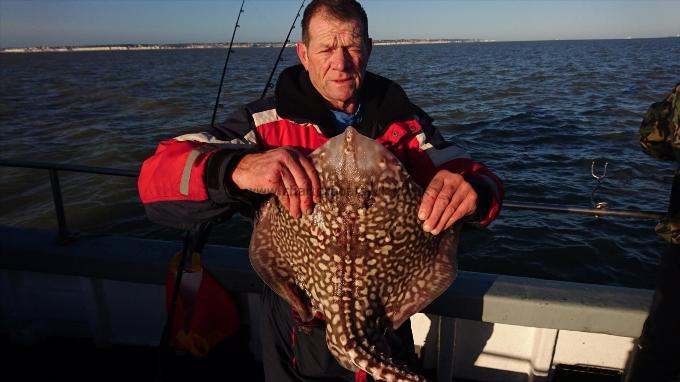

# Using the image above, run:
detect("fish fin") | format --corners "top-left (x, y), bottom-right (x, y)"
top-left (387, 225), bottom-right (460, 330)
top-left (250, 245), bottom-right (315, 321)
top-left (249, 201), bottom-right (314, 321)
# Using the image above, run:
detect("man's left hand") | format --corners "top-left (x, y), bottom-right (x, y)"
top-left (418, 170), bottom-right (478, 235)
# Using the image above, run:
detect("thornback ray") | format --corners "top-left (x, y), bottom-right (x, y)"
top-left (249, 127), bottom-right (460, 382)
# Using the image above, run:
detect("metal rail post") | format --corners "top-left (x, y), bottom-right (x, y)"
top-left (48, 169), bottom-right (75, 244)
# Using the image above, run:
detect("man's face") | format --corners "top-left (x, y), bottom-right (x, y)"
top-left (297, 10), bottom-right (371, 113)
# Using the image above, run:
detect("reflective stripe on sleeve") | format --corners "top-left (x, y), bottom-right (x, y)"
top-left (251, 109), bottom-right (280, 127)
top-left (175, 131), bottom-right (258, 145)
top-left (415, 132), bottom-right (470, 167)
top-left (179, 146), bottom-right (215, 196)
top-left (180, 149), bottom-right (201, 196)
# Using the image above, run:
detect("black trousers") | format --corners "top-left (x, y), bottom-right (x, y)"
top-left (627, 244), bottom-right (680, 382)
top-left (260, 287), bottom-right (417, 382)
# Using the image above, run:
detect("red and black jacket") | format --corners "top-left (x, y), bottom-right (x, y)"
top-left (138, 65), bottom-right (503, 230)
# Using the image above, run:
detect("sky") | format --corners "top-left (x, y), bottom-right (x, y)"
top-left (1, 0), bottom-right (679, 48)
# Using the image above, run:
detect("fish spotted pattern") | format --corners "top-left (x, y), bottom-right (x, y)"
top-left (249, 127), bottom-right (460, 382)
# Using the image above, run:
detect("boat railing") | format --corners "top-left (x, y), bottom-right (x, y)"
top-left (1, 159), bottom-right (664, 243)
top-left (0, 159), bottom-right (138, 244)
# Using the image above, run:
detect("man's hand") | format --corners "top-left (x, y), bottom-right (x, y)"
top-left (231, 147), bottom-right (320, 218)
top-left (418, 170), bottom-right (478, 235)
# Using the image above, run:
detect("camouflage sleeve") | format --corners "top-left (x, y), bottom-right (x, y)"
top-left (639, 83), bottom-right (680, 244)
top-left (639, 83), bottom-right (680, 162)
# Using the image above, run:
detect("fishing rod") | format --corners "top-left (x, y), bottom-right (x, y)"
top-left (157, 2), bottom-right (245, 381)
top-left (503, 202), bottom-right (664, 220)
top-left (260, 0), bottom-right (305, 99)
top-left (157, 1), bottom-right (261, 376)
top-left (210, 0), bottom-right (246, 128)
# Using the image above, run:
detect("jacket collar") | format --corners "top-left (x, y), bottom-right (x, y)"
top-left (275, 64), bottom-right (416, 138)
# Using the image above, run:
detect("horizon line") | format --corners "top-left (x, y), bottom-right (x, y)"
top-left (1, 35), bottom-right (678, 52)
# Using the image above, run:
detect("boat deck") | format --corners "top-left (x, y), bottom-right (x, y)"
top-left (2, 331), bottom-right (264, 382)
top-left (2, 332), bottom-right (622, 381)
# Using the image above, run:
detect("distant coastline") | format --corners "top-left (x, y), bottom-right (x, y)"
top-left (0, 39), bottom-right (495, 53)
top-left (3, 36), bottom-right (677, 53)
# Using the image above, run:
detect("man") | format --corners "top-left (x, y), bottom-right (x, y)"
top-left (138, 1), bottom-right (503, 380)
top-left (627, 83), bottom-right (680, 382)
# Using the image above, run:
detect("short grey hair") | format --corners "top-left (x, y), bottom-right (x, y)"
top-left (301, 0), bottom-right (369, 45)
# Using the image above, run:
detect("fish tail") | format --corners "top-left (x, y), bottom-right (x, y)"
top-left (327, 301), bottom-right (428, 382)
top-left (344, 338), bottom-right (427, 382)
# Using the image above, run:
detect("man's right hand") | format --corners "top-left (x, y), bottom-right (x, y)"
top-left (230, 147), bottom-right (320, 218)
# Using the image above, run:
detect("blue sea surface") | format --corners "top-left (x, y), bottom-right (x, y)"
top-left (1, 38), bottom-right (679, 288)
